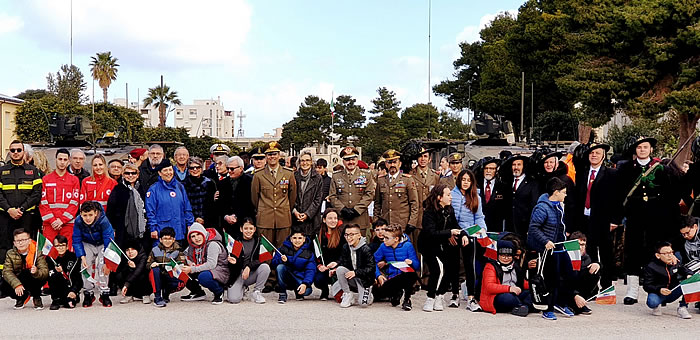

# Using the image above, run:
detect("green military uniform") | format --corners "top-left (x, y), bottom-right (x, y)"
top-left (329, 146), bottom-right (376, 235)
top-left (439, 152), bottom-right (463, 190)
top-left (374, 150), bottom-right (419, 230)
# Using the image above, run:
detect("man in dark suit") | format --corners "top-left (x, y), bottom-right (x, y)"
top-left (502, 155), bottom-right (539, 238)
top-left (474, 157), bottom-right (508, 232)
top-left (573, 143), bottom-right (621, 289)
top-left (220, 156), bottom-right (254, 238)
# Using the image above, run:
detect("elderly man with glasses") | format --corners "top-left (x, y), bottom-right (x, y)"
top-left (219, 156), bottom-right (254, 238)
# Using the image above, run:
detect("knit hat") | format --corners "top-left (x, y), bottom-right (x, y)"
top-left (497, 240), bottom-right (515, 255)
top-left (187, 222), bottom-right (208, 244)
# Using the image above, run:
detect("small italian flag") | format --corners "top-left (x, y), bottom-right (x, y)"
top-left (595, 285), bottom-right (616, 305)
top-left (466, 225), bottom-right (498, 260)
top-left (103, 240), bottom-right (123, 271)
top-left (681, 273), bottom-right (700, 303)
top-left (389, 261), bottom-right (415, 273)
top-left (81, 267), bottom-right (96, 283)
top-left (313, 236), bottom-right (324, 261)
top-left (37, 232), bottom-right (58, 259)
top-left (223, 231), bottom-right (242, 257)
top-left (165, 258), bottom-right (189, 284)
top-left (563, 240), bottom-right (581, 271)
top-left (259, 235), bottom-right (276, 262)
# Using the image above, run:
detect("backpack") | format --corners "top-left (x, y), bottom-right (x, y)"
top-left (528, 250), bottom-right (550, 311)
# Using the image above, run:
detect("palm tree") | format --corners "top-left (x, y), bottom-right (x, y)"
top-left (89, 51), bottom-right (119, 103)
top-left (143, 84), bottom-right (182, 127)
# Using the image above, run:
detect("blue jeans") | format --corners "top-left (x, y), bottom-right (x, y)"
top-left (194, 270), bottom-right (224, 295)
top-left (647, 288), bottom-right (687, 308)
top-left (493, 291), bottom-right (533, 313)
top-left (149, 267), bottom-right (183, 298)
top-left (313, 270), bottom-right (331, 291)
top-left (276, 264), bottom-right (312, 296)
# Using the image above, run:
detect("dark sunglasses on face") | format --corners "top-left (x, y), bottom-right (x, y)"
top-left (189, 166), bottom-right (202, 170)
top-left (123, 172), bottom-right (138, 176)
top-left (9, 148), bottom-right (23, 153)
top-left (228, 166), bottom-right (241, 171)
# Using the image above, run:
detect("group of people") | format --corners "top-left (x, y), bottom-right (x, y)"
top-left (1, 136), bottom-right (699, 321)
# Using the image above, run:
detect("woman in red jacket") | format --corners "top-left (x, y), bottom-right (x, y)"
top-left (480, 240), bottom-right (531, 316)
top-left (80, 154), bottom-right (117, 211)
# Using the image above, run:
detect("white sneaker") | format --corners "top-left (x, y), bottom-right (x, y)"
top-left (119, 296), bottom-right (133, 304)
top-left (449, 294), bottom-right (460, 308)
top-left (251, 290), bottom-right (266, 304)
top-left (340, 292), bottom-right (353, 308)
top-left (678, 306), bottom-right (692, 319)
top-left (423, 297), bottom-right (435, 312)
top-left (433, 295), bottom-right (444, 311)
top-left (651, 306), bottom-right (663, 316)
top-left (468, 299), bottom-right (482, 312)
top-left (142, 295), bottom-right (151, 304)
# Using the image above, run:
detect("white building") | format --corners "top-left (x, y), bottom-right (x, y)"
top-left (116, 97), bottom-right (236, 139)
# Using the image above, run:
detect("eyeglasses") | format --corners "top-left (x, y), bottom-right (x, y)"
top-left (227, 166), bottom-right (241, 171)
top-left (13, 238), bottom-right (30, 244)
top-left (188, 166), bottom-right (202, 170)
top-left (9, 148), bottom-right (23, 153)
top-left (344, 232), bottom-right (360, 237)
top-left (123, 172), bottom-right (138, 176)
top-left (658, 251), bottom-right (674, 255)
top-left (54, 244), bottom-right (67, 248)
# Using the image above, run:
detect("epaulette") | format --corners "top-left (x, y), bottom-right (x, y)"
top-left (283, 166), bottom-right (294, 172)
top-left (333, 170), bottom-right (342, 174)
top-left (360, 169), bottom-right (371, 174)
top-left (401, 173), bottom-right (412, 178)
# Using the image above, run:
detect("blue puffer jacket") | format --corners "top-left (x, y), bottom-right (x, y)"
top-left (527, 194), bottom-right (567, 252)
top-left (145, 176), bottom-right (194, 240)
top-left (72, 204), bottom-right (115, 258)
top-left (373, 236), bottom-right (420, 279)
top-left (451, 186), bottom-right (487, 231)
top-left (271, 238), bottom-right (317, 286)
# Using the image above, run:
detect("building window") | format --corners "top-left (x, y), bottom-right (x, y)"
top-left (175, 109), bottom-right (183, 119)
top-left (189, 109), bottom-right (197, 119)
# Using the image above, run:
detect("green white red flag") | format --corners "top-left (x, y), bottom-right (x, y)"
top-left (36, 232), bottom-right (58, 259)
top-left (223, 231), bottom-right (242, 257)
top-left (259, 235), bottom-right (276, 262)
top-left (563, 240), bottom-right (581, 271)
top-left (330, 96), bottom-right (335, 118)
top-left (465, 225), bottom-right (498, 260)
top-left (103, 240), bottom-right (123, 271)
top-left (595, 285), bottom-right (616, 305)
top-left (81, 267), bottom-right (96, 283)
top-left (681, 273), bottom-right (700, 303)
top-left (165, 258), bottom-right (189, 284)
top-left (389, 261), bottom-right (415, 273)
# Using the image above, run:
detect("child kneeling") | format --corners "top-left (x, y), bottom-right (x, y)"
top-left (643, 241), bottom-right (693, 319)
top-left (373, 224), bottom-right (420, 311)
top-left (226, 218), bottom-right (270, 304)
top-left (333, 223), bottom-right (375, 308)
top-left (148, 227), bottom-right (187, 307)
top-left (47, 235), bottom-right (82, 310)
top-left (272, 227), bottom-right (316, 303)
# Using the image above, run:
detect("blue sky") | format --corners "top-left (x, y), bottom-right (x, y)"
top-left (0, 0), bottom-right (524, 137)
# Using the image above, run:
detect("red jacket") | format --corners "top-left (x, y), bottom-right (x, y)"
top-left (80, 173), bottom-right (117, 210)
top-left (480, 262), bottom-right (529, 314)
top-left (39, 171), bottom-right (80, 226)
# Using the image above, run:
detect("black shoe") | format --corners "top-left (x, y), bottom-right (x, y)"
top-left (163, 294), bottom-right (171, 304)
top-left (83, 293), bottom-right (95, 308)
top-left (181, 291), bottom-right (206, 302)
top-left (14, 298), bottom-right (25, 310)
top-left (402, 298), bottom-right (412, 311)
top-left (262, 285), bottom-right (274, 293)
top-left (390, 293), bottom-right (401, 307)
top-left (320, 288), bottom-right (329, 301)
top-left (212, 292), bottom-right (223, 305)
top-left (42, 287), bottom-right (51, 296)
top-left (578, 305), bottom-right (592, 315)
top-left (295, 293), bottom-right (304, 301)
top-left (109, 286), bottom-right (119, 297)
top-left (511, 305), bottom-right (529, 317)
top-left (99, 294), bottom-right (112, 307)
top-left (695, 302), bottom-right (700, 310)
top-left (50, 301), bottom-right (61, 310)
top-left (623, 297), bottom-right (637, 305)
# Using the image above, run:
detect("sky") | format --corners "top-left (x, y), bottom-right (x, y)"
top-left (0, 0), bottom-right (524, 137)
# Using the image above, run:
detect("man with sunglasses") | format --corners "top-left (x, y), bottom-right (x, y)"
top-left (39, 148), bottom-right (80, 250)
top-left (220, 156), bottom-right (253, 237)
top-left (183, 157), bottom-right (217, 231)
top-left (0, 141), bottom-right (43, 269)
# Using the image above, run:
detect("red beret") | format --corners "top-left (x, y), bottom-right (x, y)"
top-left (357, 160), bottom-right (369, 169)
top-left (129, 148), bottom-right (147, 159)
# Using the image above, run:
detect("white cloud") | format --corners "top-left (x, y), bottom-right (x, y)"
top-left (442, 10), bottom-right (517, 61)
top-left (17, 0), bottom-right (252, 69)
top-left (0, 13), bottom-right (23, 34)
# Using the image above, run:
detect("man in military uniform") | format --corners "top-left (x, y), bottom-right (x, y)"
top-left (439, 152), bottom-right (463, 190)
top-left (329, 146), bottom-right (376, 236)
top-left (617, 137), bottom-right (680, 305)
top-left (0, 141), bottom-right (42, 265)
top-left (374, 149), bottom-right (419, 233)
top-left (251, 141), bottom-right (297, 248)
top-left (408, 146), bottom-right (439, 244)
top-left (244, 147), bottom-right (266, 175)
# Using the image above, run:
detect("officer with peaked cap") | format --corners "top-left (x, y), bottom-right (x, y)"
top-left (374, 149), bottom-right (419, 234)
top-left (328, 146), bottom-right (376, 235)
top-left (439, 152), bottom-right (463, 190)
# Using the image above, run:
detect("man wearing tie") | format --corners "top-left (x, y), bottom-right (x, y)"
top-left (573, 143), bottom-right (620, 289)
top-left (503, 155), bottom-right (539, 237)
top-left (475, 157), bottom-right (507, 232)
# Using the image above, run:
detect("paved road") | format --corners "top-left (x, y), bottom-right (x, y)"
top-left (0, 281), bottom-right (695, 339)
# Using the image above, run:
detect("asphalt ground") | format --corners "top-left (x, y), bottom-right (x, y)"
top-left (0, 280), bottom-right (696, 339)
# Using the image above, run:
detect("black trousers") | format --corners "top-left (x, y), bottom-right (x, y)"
top-left (462, 239), bottom-right (484, 299)
top-left (543, 251), bottom-right (575, 312)
top-left (48, 272), bottom-right (80, 302)
top-left (9, 270), bottom-right (46, 301)
top-left (424, 245), bottom-right (460, 298)
top-left (374, 272), bottom-right (418, 300)
top-left (583, 216), bottom-right (615, 288)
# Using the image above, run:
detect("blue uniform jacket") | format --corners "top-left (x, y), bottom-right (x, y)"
top-left (145, 176), bottom-right (194, 240)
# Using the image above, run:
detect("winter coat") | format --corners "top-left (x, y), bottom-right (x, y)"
top-left (138, 160), bottom-right (160, 192)
top-left (217, 174), bottom-right (254, 232)
top-left (72, 205), bottom-right (115, 258)
top-left (505, 175), bottom-right (539, 237)
top-left (373, 237), bottom-right (420, 279)
top-left (480, 260), bottom-right (527, 314)
top-left (643, 258), bottom-right (691, 295)
top-left (147, 241), bottom-right (186, 269)
top-left (271, 237), bottom-right (316, 286)
top-left (107, 179), bottom-right (148, 246)
top-left (527, 194), bottom-right (566, 252)
top-left (47, 250), bottom-right (83, 294)
top-left (39, 171), bottom-right (80, 227)
top-left (79, 173), bottom-right (117, 210)
top-left (182, 175), bottom-right (217, 228)
top-left (2, 241), bottom-right (49, 288)
top-left (418, 204), bottom-right (465, 256)
top-left (451, 186), bottom-right (487, 231)
top-left (184, 227), bottom-right (230, 284)
top-left (145, 176), bottom-right (194, 240)
top-left (293, 169), bottom-right (324, 236)
top-left (535, 161), bottom-right (576, 230)
top-left (338, 237), bottom-right (376, 287)
top-left (573, 165), bottom-right (621, 235)
top-left (117, 248), bottom-right (149, 290)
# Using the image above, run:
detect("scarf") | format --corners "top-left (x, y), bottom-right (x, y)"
top-left (124, 181), bottom-right (146, 237)
top-left (298, 169), bottom-right (312, 201)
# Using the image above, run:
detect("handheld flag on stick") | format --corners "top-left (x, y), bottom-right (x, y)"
top-left (389, 261), bottom-right (415, 273)
top-left (103, 239), bottom-right (124, 271)
top-left (223, 231), bottom-right (242, 257)
top-left (259, 235), bottom-right (279, 262)
top-left (36, 231), bottom-right (59, 262)
top-left (587, 285), bottom-right (616, 304)
top-left (562, 240), bottom-right (581, 271)
top-left (81, 267), bottom-right (96, 283)
top-left (465, 225), bottom-right (498, 260)
top-left (313, 236), bottom-right (326, 266)
top-left (165, 258), bottom-right (189, 284)
top-left (681, 273), bottom-right (700, 303)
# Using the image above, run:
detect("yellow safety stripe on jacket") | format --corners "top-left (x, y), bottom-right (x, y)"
top-left (33, 179), bottom-right (42, 186)
top-left (17, 184), bottom-right (33, 190)
top-left (2, 184), bottom-right (16, 190)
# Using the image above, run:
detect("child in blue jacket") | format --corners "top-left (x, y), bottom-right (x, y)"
top-left (374, 224), bottom-right (420, 311)
top-left (272, 227), bottom-right (316, 303)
